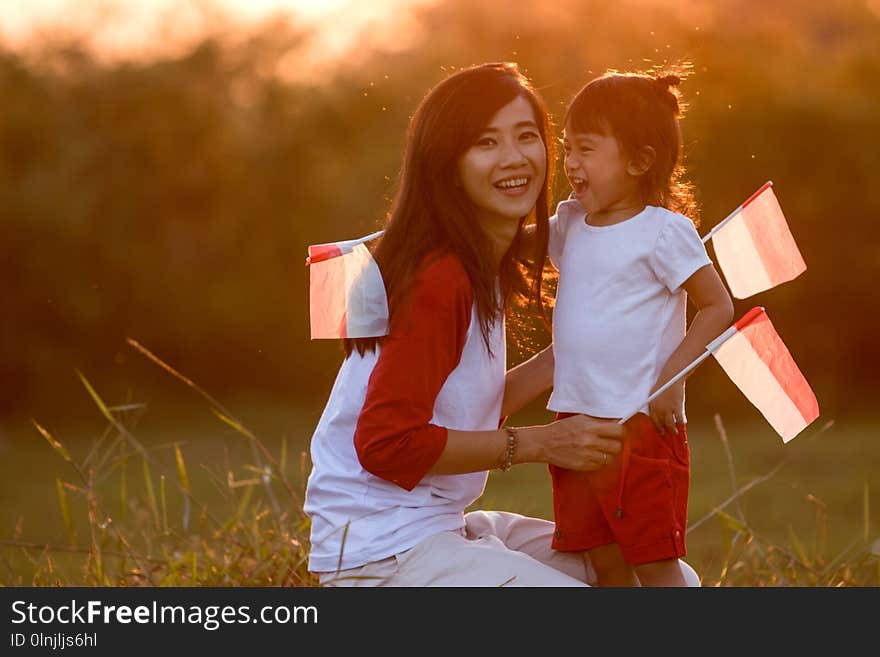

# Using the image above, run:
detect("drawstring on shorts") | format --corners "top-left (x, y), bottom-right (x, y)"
top-left (615, 438), bottom-right (631, 518)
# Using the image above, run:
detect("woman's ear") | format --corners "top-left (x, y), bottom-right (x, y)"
top-left (627, 146), bottom-right (656, 177)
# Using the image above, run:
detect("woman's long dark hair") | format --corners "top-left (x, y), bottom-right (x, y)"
top-left (346, 62), bottom-right (556, 357)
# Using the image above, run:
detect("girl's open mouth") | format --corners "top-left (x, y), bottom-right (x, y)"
top-left (569, 176), bottom-right (589, 195)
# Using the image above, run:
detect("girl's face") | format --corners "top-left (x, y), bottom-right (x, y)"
top-left (457, 95), bottom-right (547, 229)
top-left (562, 122), bottom-right (641, 216)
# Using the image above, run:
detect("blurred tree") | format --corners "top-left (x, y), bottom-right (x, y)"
top-left (1, 0), bottom-right (877, 426)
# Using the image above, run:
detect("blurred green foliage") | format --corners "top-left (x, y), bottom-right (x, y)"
top-left (2, 0), bottom-right (879, 425)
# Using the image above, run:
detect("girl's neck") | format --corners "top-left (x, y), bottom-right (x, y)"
top-left (586, 199), bottom-right (646, 227)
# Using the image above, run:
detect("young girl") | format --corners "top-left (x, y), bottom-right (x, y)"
top-left (548, 71), bottom-right (734, 586)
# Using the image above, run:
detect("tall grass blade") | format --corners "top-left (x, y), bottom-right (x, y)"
top-left (85, 476), bottom-right (104, 585)
top-left (226, 484), bottom-right (255, 530)
top-left (173, 444), bottom-right (192, 531)
top-left (142, 459), bottom-right (160, 530)
top-left (716, 509), bottom-right (748, 534)
top-left (33, 421), bottom-right (72, 463)
top-left (119, 456), bottom-right (127, 525)
top-left (76, 370), bottom-right (115, 425)
top-left (55, 479), bottom-right (76, 547)
top-left (788, 525), bottom-right (809, 565)
top-left (211, 408), bottom-right (257, 441)
top-left (160, 475), bottom-right (169, 534)
top-left (174, 445), bottom-right (191, 492)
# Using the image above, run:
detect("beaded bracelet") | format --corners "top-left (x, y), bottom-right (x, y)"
top-left (499, 427), bottom-right (519, 472)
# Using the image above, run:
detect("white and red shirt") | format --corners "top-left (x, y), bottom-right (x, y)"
top-left (303, 253), bottom-right (506, 573)
top-left (548, 200), bottom-right (712, 418)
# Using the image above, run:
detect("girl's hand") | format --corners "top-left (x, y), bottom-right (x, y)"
top-left (649, 381), bottom-right (684, 436)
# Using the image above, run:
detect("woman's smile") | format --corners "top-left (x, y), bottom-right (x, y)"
top-left (494, 175), bottom-right (533, 197)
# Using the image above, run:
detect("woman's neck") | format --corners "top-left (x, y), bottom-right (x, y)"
top-left (482, 216), bottom-right (520, 270)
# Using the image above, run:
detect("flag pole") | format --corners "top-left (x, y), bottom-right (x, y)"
top-left (701, 181), bottom-right (774, 244)
top-left (702, 206), bottom-right (742, 244)
top-left (617, 325), bottom-right (738, 424)
top-left (306, 229), bottom-right (386, 266)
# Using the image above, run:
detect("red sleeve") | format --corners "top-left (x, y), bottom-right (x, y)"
top-left (354, 253), bottom-right (474, 491)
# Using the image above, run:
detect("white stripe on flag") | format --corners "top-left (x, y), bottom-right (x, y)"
top-left (712, 330), bottom-right (809, 442)
top-left (712, 211), bottom-right (773, 299)
top-left (342, 243), bottom-right (388, 338)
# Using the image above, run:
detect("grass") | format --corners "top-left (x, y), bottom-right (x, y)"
top-left (481, 409), bottom-right (880, 585)
top-left (1, 341), bottom-right (878, 586)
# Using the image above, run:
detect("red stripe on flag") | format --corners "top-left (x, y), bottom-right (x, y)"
top-left (307, 244), bottom-right (344, 265)
top-left (738, 312), bottom-right (819, 424)
top-left (740, 187), bottom-right (806, 286)
top-left (741, 181), bottom-right (773, 208)
top-left (734, 306), bottom-right (766, 331)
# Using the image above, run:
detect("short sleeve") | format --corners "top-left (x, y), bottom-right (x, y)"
top-left (649, 213), bottom-right (713, 293)
top-left (548, 199), bottom-right (583, 269)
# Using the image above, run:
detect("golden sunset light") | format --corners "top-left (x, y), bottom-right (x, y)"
top-left (0, 0), bottom-right (437, 78)
top-left (1, 0), bottom-right (878, 594)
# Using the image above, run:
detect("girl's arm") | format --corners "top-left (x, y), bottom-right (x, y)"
top-left (649, 264), bottom-right (734, 434)
top-left (500, 344), bottom-right (554, 418)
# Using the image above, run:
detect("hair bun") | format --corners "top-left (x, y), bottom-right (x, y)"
top-left (654, 74), bottom-right (681, 89)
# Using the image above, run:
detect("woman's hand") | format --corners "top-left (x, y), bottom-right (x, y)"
top-left (521, 414), bottom-right (624, 471)
top-left (648, 380), bottom-right (684, 436)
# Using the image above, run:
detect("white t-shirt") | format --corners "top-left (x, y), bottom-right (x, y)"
top-left (548, 199), bottom-right (712, 418)
top-left (304, 255), bottom-right (506, 573)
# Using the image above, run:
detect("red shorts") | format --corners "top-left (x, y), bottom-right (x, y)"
top-left (549, 412), bottom-right (690, 565)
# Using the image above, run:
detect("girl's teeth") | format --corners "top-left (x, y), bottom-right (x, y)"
top-left (497, 178), bottom-right (528, 188)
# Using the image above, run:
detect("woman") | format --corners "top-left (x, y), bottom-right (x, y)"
top-left (303, 62), bottom-right (698, 586)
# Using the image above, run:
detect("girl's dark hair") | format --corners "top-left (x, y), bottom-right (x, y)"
top-left (565, 67), bottom-right (698, 223)
top-left (345, 62), bottom-right (556, 357)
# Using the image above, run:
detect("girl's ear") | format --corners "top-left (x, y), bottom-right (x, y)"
top-left (627, 146), bottom-right (656, 177)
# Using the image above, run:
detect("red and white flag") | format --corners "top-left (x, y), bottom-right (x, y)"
top-left (306, 230), bottom-right (388, 339)
top-left (707, 307), bottom-right (819, 442)
top-left (703, 182), bottom-right (806, 299)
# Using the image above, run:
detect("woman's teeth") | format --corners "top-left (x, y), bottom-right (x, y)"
top-left (495, 177), bottom-right (529, 189)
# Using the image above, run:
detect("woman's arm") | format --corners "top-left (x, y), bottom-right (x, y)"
top-left (500, 344), bottom-right (554, 418)
top-left (428, 415), bottom-right (625, 475)
top-left (353, 254), bottom-right (474, 490)
top-left (649, 264), bottom-right (734, 434)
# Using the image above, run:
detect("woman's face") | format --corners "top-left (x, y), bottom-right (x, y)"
top-left (456, 95), bottom-right (547, 229)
